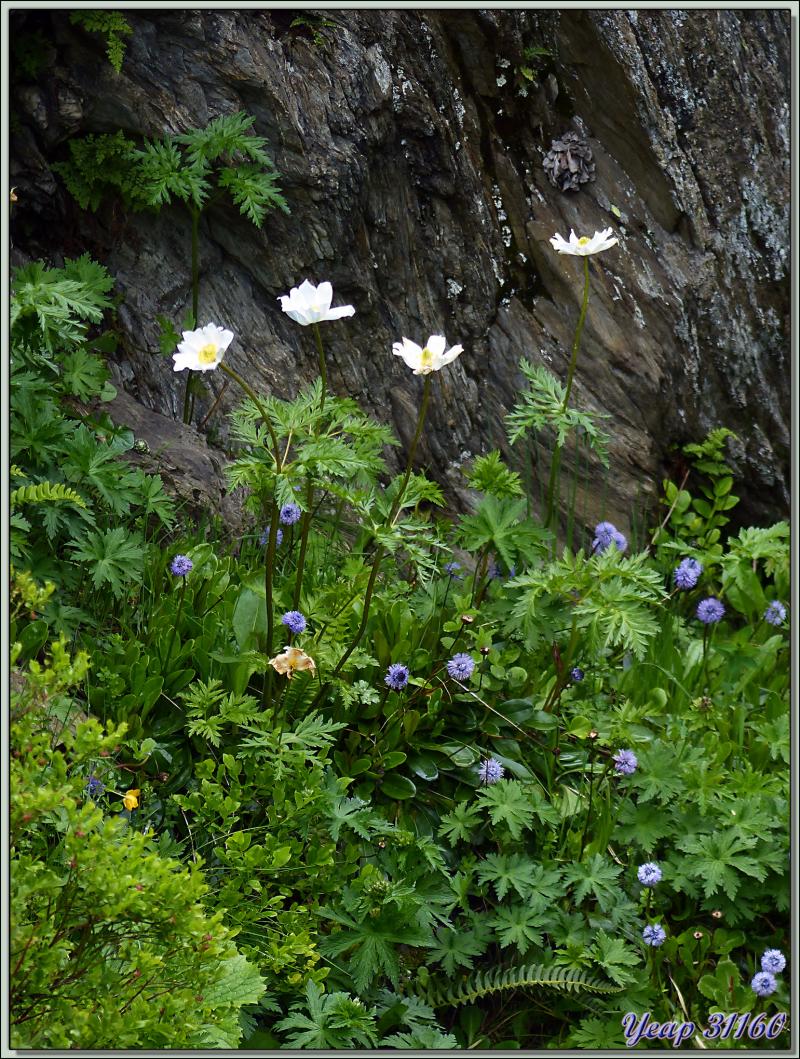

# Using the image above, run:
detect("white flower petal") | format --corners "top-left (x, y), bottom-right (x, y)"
top-left (315, 281), bottom-right (333, 311)
top-left (440, 344), bottom-right (463, 365)
top-left (324, 304), bottom-right (355, 320)
top-left (426, 335), bottom-right (447, 356)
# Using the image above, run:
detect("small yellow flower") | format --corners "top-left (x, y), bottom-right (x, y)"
top-left (269, 645), bottom-right (316, 679)
top-left (123, 788), bottom-right (141, 811)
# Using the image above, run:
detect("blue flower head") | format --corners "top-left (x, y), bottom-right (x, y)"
top-left (260, 527), bottom-right (284, 548)
top-left (384, 663), bottom-right (409, 691)
top-left (637, 862), bottom-right (662, 887)
top-left (279, 502), bottom-right (302, 526)
top-left (170, 554), bottom-right (193, 577)
top-left (281, 610), bottom-right (306, 635)
top-left (696, 597), bottom-right (725, 624)
top-left (447, 653), bottom-right (475, 680)
top-left (444, 561), bottom-right (462, 578)
top-left (642, 924), bottom-right (666, 947)
top-left (751, 971), bottom-right (777, 997)
top-left (761, 949), bottom-right (786, 975)
top-left (674, 557), bottom-right (703, 590)
top-left (478, 757), bottom-right (505, 784)
top-left (571, 666), bottom-right (584, 682)
top-left (592, 521), bottom-right (627, 554)
top-left (764, 601), bottom-right (787, 626)
top-left (613, 749), bottom-right (638, 775)
top-left (85, 775), bottom-right (105, 798)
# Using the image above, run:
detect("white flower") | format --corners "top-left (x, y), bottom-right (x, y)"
top-left (278, 279), bottom-right (355, 326)
top-left (392, 335), bottom-right (463, 375)
top-left (549, 227), bottom-right (619, 256)
top-left (172, 323), bottom-right (234, 372)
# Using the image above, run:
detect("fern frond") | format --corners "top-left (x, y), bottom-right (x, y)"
top-left (11, 482), bottom-right (87, 510)
top-left (70, 11), bottom-right (132, 74)
top-left (421, 963), bottom-right (621, 1009)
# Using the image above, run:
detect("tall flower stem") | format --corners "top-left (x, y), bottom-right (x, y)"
top-left (313, 322), bottom-right (327, 410)
top-left (163, 579), bottom-right (187, 677)
top-left (293, 324), bottom-right (328, 607)
top-left (217, 361), bottom-right (284, 705)
top-left (219, 363), bottom-right (282, 471)
top-left (545, 256), bottom-right (591, 532)
top-left (182, 204), bottom-right (202, 425)
top-left (292, 479), bottom-right (315, 609)
top-left (316, 374), bottom-right (433, 701)
top-left (261, 505), bottom-right (281, 706)
top-left (389, 374), bottom-right (432, 523)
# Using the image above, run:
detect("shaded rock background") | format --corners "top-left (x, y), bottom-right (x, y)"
top-left (10, 8), bottom-right (790, 535)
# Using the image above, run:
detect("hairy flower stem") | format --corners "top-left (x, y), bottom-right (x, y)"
top-left (261, 505), bottom-right (281, 706)
top-left (216, 362), bottom-right (284, 704)
top-left (313, 322), bottom-right (327, 410)
top-left (292, 480), bottom-right (315, 609)
top-left (163, 580), bottom-right (187, 676)
top-left (317, 375), bottom-right (434, 701)
top-left (545, 256), bottom-right (591, 533)
top-left (219, 363), bottom-right (282, 470)
top-left (388, 374), bottom-right (432, 524)
top-left (182, 205), bottom-right (202, 425)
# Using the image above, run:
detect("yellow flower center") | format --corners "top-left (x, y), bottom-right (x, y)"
top-left (578, 236), bottom-right (590, 246)
top-left (197, 343), bottom-right (218, 365)
top-left (420, 347), bottom-right (434, 367)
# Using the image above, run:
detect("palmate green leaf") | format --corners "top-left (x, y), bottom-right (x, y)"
top-left (676, 830), bottom-right (766, 900)
top-left (490, 904), bottom-right (545, 953)
top-left (67, 527), bottom-right (145, 598)
top-left (325, 794), bottom-right (378, 842)
top-left (614, 801), bottom-right (675, 852)
top-left (61, 425), bottom-right (140, 515)
top-left (430, 923), bottom-right (490, 975)
top-left (382, 1026), bottom-right (459, 1049)
top-left (629, 745), bottom-right (685, 805)
top-left (459, 495), bottom-right (548, 570)
top-left (562, 855), bottom-right (623, 911)
top-left (475, 780), bottom-right (535, 840)
top-left (58, 347), bottom-right (110, 400)
top-left (437, 801), bottom-right (482, 845)
top-left (476, 853), bottom-right (538, 901)
top-left (588, 928), bottom-right (641, 986)
top-left (276, 981), bottom-right (378, 1050)
top-left (319, 907), bottom-right (434, 994)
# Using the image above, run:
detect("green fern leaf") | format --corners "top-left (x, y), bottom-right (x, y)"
top-left (422, 962), bottom-right (621, 1008)
top-left (10, 482), bottom-right (87, 510)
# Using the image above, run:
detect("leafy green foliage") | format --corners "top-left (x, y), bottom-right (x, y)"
top-left (466, 450), bottom-right (525, 498)
top-left (276, 980), bottom-right (377, 1048)
top-left (69, 11), bottom-right (133, 73)
top-left (10, 649), bottom-right (263, 1049)
top-left (506, 359), bottom-right (610, 462)
top-left (10, 142), bottom-right (789, 1053)
top-left (55, 111), bottom-right (288, 226)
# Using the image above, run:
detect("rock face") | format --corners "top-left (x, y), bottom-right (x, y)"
top-left (10, 9), bottom-right (790, 532)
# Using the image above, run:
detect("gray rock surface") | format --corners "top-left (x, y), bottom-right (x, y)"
top-left (10, 9), bottom-right (790, 532)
